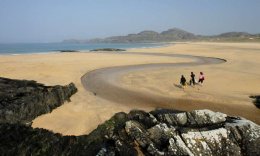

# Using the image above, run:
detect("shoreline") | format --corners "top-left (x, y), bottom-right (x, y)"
top-left (0, 42), bottom-right (171, 56)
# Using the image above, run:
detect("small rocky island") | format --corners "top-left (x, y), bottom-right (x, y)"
top-left (0, 77), bottom-right (259, 155)
top-left (90, 48), bottom-right (126, 52)
top-left (59, 50), bottom-right (79, 52)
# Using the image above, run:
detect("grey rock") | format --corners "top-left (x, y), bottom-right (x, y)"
top-left (128, 110), bottom-right (158, 127)
top-left (147, 143), bottom-right (165, 156)
top-left (225, 119), bottom-right (260, 156)
top-left (148, 123), bottom-right (175, 146)
top-left (125, 120), bottom-right (151, 148)
top-left (168, 137), bottom-right (194, 156)
top-left (187, 109), bottom-right (227, 126)
top-left (181, 128), bottom-right (228, 155)
top-left (157, 112), bottom-right (188, 126)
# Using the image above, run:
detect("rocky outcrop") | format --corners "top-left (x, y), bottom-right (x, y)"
top-left (250, 95), bottom-right (260, 108)
top-left (0, 77), bottom-right (77, 124)
top-left (0, 109), bottom-right (259, 155)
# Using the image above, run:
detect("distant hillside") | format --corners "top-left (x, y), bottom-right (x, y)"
top-left (100, 28), bottom-right (196, 43)
top-left (160, 28), bottom-right (196, 40)
top-left (63, 28), bottom-right (260, 43)
top-left (217, 32), bottom-right (253, 38)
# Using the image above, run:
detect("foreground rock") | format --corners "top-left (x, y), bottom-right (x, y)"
top-left (0, 77), bottom-right (77, 124)
top-left (0, 109), bottom-right (259, 155)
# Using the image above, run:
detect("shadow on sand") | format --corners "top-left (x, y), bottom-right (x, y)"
top-left (173, 83), bottom-right (183, 89)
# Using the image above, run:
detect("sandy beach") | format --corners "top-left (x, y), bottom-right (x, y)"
top-left (1, 42), bottom-right (260, 135)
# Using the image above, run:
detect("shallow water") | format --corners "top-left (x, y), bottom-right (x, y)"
top-left (0, 42), bottom-right (167, 55)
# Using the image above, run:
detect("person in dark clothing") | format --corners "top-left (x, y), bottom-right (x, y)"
top-left (180, 75), bottom-right (187, 88)
top-left (190, 72), bottom-right (196, 86)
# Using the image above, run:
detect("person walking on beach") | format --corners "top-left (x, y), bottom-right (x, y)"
top-left (180, 75), bottom-right (187, 88)
top-left (198, 72), bottom-right (205, 85)
top-left (190, 72), bottom-right (196, 86)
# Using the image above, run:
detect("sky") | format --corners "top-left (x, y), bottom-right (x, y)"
top-left (0, 0), bottom-right (260, 43)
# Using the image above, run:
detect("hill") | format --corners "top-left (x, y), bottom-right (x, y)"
top-left (217, 32), bottom-right (253, 38)
top-left (62, 28), bottom-right (260, 43)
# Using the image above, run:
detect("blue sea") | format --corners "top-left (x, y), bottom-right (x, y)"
top-left (0, 43), bottom-right (167, 55)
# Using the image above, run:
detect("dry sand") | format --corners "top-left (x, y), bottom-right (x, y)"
top-left (0, 42), bottom-right (260, 135)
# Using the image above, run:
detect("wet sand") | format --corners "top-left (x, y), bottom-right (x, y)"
top-left (81, 52), bottom-right (225, 108)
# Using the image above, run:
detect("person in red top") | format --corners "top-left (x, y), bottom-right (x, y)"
top-left (198, 72), bottom-right (205, 84)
